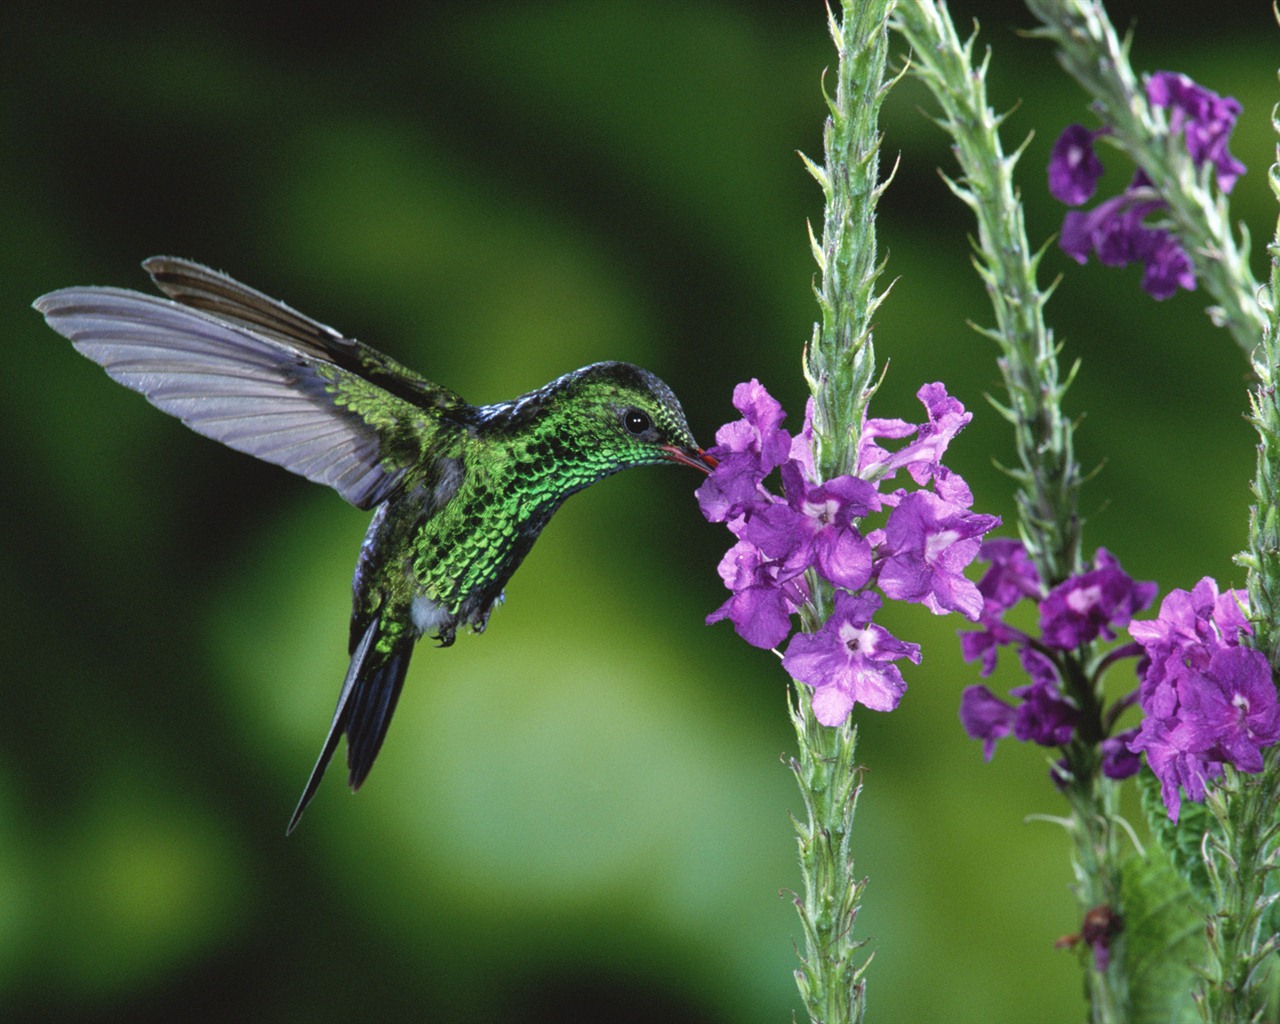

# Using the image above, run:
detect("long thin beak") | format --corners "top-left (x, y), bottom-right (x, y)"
top-left (662, 445), bottom-right (718, 474)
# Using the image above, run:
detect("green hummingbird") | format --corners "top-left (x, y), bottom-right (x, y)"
top-left (34, 257), bottom-right (713, 833)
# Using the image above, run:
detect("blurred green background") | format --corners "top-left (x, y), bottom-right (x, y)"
top-left (3, 1), bottom-right (1276, 1021)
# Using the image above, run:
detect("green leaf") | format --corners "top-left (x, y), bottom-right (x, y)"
top-left (1121, 831), bottom-right (1209, 1024)
top-left (1137, 765), bottom-right (1215, 900)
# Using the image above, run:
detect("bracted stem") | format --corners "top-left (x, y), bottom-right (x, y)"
top-left (1197, 754), bottom-right (1280, 1024)
top-left (890, 0), bottom-right (1082, 586)
top-left (788, 688), bottom-right (870, 1024)
top-left (802, 0), bottom-right (895, 488)
top-left (1203, 85), bottom-right (1280, 1024)
top-left (890, 4), bottom-right (1127, 1020)
top-left (789, 1), bottom-right (896, 1021)
top-left (1028, 2), bottom-right (1280, 1019)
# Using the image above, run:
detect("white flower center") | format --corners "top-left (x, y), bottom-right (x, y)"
top-left (925, 528), bottom-right (961, 563)
top-left (839, 620), bottom-right (871, 655)
top-left (1066, 584), bottom-right (1102, 614)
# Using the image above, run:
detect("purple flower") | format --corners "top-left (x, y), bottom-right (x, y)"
top-left (705, 540), bottom-right (807, 649)
top-left (1137, 231), bottom-right (1196, 300)
top-left (959, 618), bottom-right (1028, 678)
top-left (1130, 577), bottom-right (1249, 701)
top-left (1179, 645), bottom-right (1280, 773)
top-left (1060, 194), bottom-right (1117, 266)
top-left (1101, 729), bottom-right (1141, 780)
top-left (1128, 716), bottom-right (1216, 823)
top-left (1050, 70), bottom-right (1244, 302)
top-left (1049, 124), bottom-right (1107, 205)
top-left (959, 543), bottom-right (1153, 769)
top-left (700, 378), bottom-right (1000, 728)
top-left (876, 491), bottom-right (1000, 620)
top-left (1006, 647), bottom-right (1078, 749)
top-left (1094, 188), bottom-right (1164, 268)
top-left (782, 590), bottom-right (920, 725)
top-left (857, 382), bottom-right (973, 489)
top-left (742, 461), bottom-right (878, 592)
top-left (975, 538), bottom-right (1042, 611)
top-left (789, 397), bottom-right (817, 481)
top-left (1039, 548), bottom-right (1157, 650)
top-left (1147, 71), bottom-right (1246, 192)
top-left (959, 684), bottom-right (1017, 760)
top-left (1011, 673), bottom-right (1078, 748)
top-left (1058, 187), bottom-right (1195, 301)
top-left (696, 379), bottom-right (792, 523)
top-left (1129, 578), bottom-right (1280, 820)
top-left (958, 539), bottom-right (1042, 677)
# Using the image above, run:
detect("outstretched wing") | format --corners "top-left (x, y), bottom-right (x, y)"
top-left (35, 272), bottom-right (463, 510)
top-left (142, 256), bottom-right (468, 415)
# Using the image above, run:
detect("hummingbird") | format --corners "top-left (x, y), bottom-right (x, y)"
top-left (34, 257), bottom-right (713, 832)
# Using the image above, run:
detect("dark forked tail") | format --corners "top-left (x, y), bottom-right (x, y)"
top-left (286, 618), bottom-right (413, 834)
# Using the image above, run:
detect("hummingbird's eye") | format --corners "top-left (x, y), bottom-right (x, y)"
top-left (623, 408), bottom-right (652, 436)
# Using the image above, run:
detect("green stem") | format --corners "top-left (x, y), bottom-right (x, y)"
top-left (1024, 0), bottom-right (1266, 357)
top-left (1030, 3), bottom-right (1280, 1019)
top-left (1198, 756), bottom-right (1280, 1024)
top-left (789, 2), bottom-right (895, 1021)
top-left (890, 0), bottom-right (1082, 586)
top-left (788, 692), bottom-right (869, 1024)
top-left (802, 0), bottom-right (894, 485)
top-left (1202, 87), bottom-right (1280, 1024)
top-left (890, 4), bottom-right (1127, 1021)
top-left (1062, 761), bottom-right (1128, 1021)
top-left (1239, 102), bottom-right (1280, 671)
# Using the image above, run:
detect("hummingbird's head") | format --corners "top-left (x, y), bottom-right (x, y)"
top-left (537, 362), bottom-right (715, 477)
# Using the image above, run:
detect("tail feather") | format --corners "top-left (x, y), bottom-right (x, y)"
top-left (345, 647), bottom-right (411, 791)
top-left (286, 617), bottom-right (413, 834)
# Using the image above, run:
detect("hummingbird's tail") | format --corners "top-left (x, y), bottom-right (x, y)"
top-left (286, 618), bottom-right (413, 834)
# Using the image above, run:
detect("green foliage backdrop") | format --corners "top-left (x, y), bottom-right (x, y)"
top-left (2, 2), bottom-right (1272, 1021)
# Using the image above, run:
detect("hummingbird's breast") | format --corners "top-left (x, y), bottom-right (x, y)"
top-left (402, 430), bottom-right (574, 644)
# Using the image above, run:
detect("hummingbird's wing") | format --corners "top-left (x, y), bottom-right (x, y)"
top-left (141, 257), bottom-right (468, 415)
top-left (35, 275), bottom-right (466, 510)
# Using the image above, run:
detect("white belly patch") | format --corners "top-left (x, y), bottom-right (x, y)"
top-left (411, 595), bottom-right (451, 636)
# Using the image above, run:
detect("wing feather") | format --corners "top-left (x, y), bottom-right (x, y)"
top-left (34, 286), bottom-right (427, 509)
top-left (142, 256), bottom-right (468, 414)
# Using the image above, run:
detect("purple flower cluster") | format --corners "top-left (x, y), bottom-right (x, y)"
top-left (698, 380), bottom-right (999, 726)
top-left (959, 543), bottom-right (1155, 779)
top-left (1146, 72), bottom-right (1246, 192)
top-left (1048, 71), bottom-right (1245, 300)
top-left (1128, 578), bottom-right (1280, 821)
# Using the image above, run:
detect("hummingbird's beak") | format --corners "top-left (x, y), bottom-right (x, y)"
top-left (663, 444), bottom-right (718, 474)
